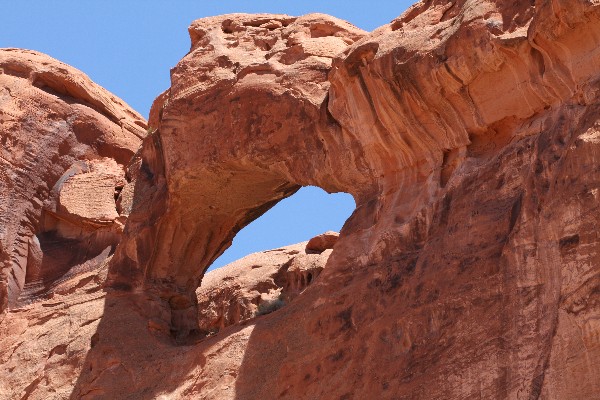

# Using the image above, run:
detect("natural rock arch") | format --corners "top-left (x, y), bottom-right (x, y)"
top-left (107, 14), bottom-right (371, 335)
top-left (2, 2), bottom-right (600, 398)
top-left (108, 4), bottom-right (600, 337)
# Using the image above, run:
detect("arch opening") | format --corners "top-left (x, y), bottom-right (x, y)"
top-left (207, 186), bottom-right (355, 271)
top-left (194, 186), bottom-right (355, 336)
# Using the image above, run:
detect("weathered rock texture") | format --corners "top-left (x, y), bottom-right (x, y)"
top-left (0, 49), bottom-right (145, 312)
top-left (197, 241), bottom-right (330, 334)
top-left (0, 241), bottom-right (330, 399)
top-left (2, 0), bottom-right (600, 398)
top-left (305, 230), bottom-right (339, 253)
top-left (108, 13), bottom-right (366, 336)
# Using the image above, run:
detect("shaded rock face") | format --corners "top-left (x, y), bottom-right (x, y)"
top-left (0, 243), bottom-right (330, 400)
top-left (0, 258), bottom-right (109, 399)
top-left (1, 1), bottom-right (600, 399)
top-left (0, 49), bottom-right (145, 311)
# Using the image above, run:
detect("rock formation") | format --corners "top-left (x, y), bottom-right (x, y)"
top-left (0, 238), bottom-right (330, 399)
top-left (305, 230), bottom-right (339, 253)
top-left (107, 13), bottom-right (366, 336)
top-left (2, 0), bottom-right (600, 398)
top-left (0, 49), bottom-right (145, 313)
top-left (196, 239), bottom-right (330, 335)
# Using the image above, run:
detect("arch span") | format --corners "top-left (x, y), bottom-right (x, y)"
top-left (107, 14), bottom-right (372, 336)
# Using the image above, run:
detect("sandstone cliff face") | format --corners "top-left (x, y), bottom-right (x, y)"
top-left (2, 1), bottom-right (600, 399)
top-left (0, 49), bottom-right (145, 312)
top-left (0, 239), bottom-right (331, 399)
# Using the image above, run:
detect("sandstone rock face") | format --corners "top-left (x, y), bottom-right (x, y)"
top-left (196, 241), bottom-right (330, 334)
top-left (2, 1), bottom-right (600, 399)
top-left (105, 3), bottom-right (598, 398)
top-left (0, 49), bottom-right (145, 312)
top-left (108, 13), bottom-right (367, 334)
top-left (0, 242), bottom-right (330, 399)
top-left (0, 260), bottom-right (108, 399)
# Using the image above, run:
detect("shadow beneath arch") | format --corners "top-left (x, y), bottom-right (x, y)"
top-left (67, 290), bottom-right (202, 399)
top-left (68, 283), bottom-right (297, 399)
top-left (66, 188), bottom-right (358, 398)
top-left (67, 191), bottom-right (359, 399)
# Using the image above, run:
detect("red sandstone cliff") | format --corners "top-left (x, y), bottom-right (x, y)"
top-left (1, 1), bottom-right (600, 398)
top-left (0, 49), bottom-right (145, 313)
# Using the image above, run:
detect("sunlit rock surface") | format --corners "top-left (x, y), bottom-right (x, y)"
top-left (1, 1), bottom-right (600, 398)
top-left (196, 240), bottom-right (331, 335)
top-left (0, 49), bottom-right (145, 313)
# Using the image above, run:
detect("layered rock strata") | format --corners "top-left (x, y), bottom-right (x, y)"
top-left (108, 14), bottom-right (366, 335)
top-left (106, 2), bottom-right (600, 398)
top-left (0, 49), bottom-right (145, 312)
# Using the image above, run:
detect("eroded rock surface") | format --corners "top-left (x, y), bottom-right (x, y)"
top-left (197, 241), bottom-right (330, 334)
top-left (106, 3), bottom-right (599, 399)
top-left (108, 13), bottom-right (366, 335)
top-left (0, 241), bottom-right (330, 400)
top-left (1, 1), bottom-right (600, 399)
top-left (0, 49), bottom-right (145, 311)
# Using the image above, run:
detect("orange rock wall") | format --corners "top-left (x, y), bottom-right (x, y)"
top-left (1, 1), bottom-right (600, 399)
top-left (0, 49), bottom-right (145, 312)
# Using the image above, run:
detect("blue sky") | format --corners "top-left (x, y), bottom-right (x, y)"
top-left (1, 1), bottom-right (413, 270)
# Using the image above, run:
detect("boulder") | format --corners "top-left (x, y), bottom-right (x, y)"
top-left (306, 231), bottom-right (339, 253)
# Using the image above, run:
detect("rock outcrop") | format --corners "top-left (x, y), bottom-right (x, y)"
top-left (0, 49), bottom-right (145, 312)
top-left (305, 230), bottom-right (338, 253)
top-left (0, 241), bottom-right (330, 399)
top-left (107, 13), bottom-right (367, 335)
top-left (2, 1), bottom-right (600, 399)
top-left (196, 240), bottom-right (330, 335)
